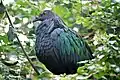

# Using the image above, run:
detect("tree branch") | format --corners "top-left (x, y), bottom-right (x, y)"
top-left (4, 6), bottom-right (40, 75)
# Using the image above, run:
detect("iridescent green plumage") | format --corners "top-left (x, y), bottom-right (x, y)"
top-left (35, 10), bottom-right (94, 74)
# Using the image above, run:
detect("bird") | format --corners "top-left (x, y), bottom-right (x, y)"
top-left (35, 10), bottom-right (94, 75)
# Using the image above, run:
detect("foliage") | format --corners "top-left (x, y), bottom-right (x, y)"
top-left (0, 0), bottom-right (120, 80)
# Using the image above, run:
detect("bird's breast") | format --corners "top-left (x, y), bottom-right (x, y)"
top-left (36, 34), bottom-right (54, 55)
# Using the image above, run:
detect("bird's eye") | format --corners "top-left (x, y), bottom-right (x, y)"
top-left (43, 12), bottom-right (47, 15)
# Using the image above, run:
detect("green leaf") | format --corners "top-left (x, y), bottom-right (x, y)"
top-left (93, 71), bottom-right (105, 79)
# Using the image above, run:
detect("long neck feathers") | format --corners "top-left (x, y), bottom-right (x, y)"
top-left (37, 15), bottom-right (67, 35)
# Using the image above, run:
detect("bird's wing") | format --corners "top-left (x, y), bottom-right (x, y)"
top-left (50, 19), bottom-right (94, 64)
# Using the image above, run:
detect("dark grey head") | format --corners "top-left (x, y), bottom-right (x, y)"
top-left (36, 10), bottom-right (55, 21)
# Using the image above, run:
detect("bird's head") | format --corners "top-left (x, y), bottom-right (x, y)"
top-left (35, 10), bottom-right (55, 21)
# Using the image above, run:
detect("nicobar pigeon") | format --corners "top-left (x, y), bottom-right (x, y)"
top-left (35, 10), bottom-right (94, 75)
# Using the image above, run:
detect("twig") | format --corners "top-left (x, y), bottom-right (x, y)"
top-left (5, 6), bottom-right (40, 75)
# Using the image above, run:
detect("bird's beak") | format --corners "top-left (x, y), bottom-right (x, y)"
top-left (33, 12), bottom-right (44, 22)
top-left (33, 16), bottom-right (41, 22)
